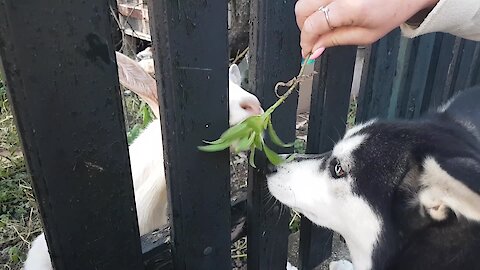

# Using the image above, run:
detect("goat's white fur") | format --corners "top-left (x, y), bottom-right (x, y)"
top-left (138, 58), bottom-right (155, 77)
top-left (136, 46), bottom-right (153, 61)
top-left (23, 52), bottom-right (262, 270)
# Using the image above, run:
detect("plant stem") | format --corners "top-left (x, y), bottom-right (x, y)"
top-left (265, 54), bottom-right (312, 116)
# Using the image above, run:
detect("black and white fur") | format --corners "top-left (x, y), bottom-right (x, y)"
top-left (267, 87), bottom-right (480, 270)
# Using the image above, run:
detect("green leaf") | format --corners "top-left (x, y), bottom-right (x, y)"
top-left (253, 133), bottom-right (264, 150)
top-left (142, 105), bottom-right (153, 127)
top-left (197, 140), bottom-right (231, 152)
top-left (285, 153), bottom-right (296, 162)
top-left (267, 120), bottom-right (294, 147)
top-left (244, 115), bottom-right (265, 133)
top-left (249, 145), bottom-right (256, 168)
top-left (263, 144), bottom-right (284, 165)
top-left (203, 122), bottom-right (250, 145)
top-left (127, 124), bottom-right (142, 145)
top-left (262, 114), bottom-right (271, 129)
top-left (234, 132), bottom-right (256, 153)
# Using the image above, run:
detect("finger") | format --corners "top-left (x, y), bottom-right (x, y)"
top-left (295, 0), bottom-right (332, 30)
top-left (312, 27), bottom-right (382, 49)
top-left (300, 1), bottom-right (355, 55)
top-left (300, 8), bottom-right (332, 55)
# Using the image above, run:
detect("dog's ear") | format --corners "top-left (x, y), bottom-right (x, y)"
top-left (115, 51), bottom-right (159, 118)
top-left (416, 154), bottom-right (480, 222)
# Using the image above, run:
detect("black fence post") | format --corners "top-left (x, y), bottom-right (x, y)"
top-left (108, 0), bottom-right (123, 51)
top-left (299, 46), bottom-right (357, 270)
top-left (247, 0), bottom-right (301, 269)
top-left (396, 33), bottom-right (439, 119)
top-left (0, 1), bottom-right (143, 269)
top-left (148, 1), bottom-right (232, 269)
top-left (465, 43), bottom-right (480, 87)
top-left (356, 29), bottom-right (401, 122)
top-left (451, 40), bottom-right (479, 93)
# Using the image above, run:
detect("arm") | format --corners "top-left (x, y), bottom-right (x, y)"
top-left (296, 0), bottom-right (480, 58)
top-left (401, 0), bottom-right (480, 41)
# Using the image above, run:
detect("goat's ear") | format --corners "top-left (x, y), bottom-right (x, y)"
top-left (417, 156), bottom-right (480, 222)
top-left (115, 52), bottom-right (159, 118)
top-left (229, 64), bottom-right (242, 86)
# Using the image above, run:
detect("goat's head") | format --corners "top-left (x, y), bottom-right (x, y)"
top-left (115, 51), bottom-right (263, 126)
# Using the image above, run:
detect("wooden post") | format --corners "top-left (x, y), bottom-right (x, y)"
top-left (299, 46), bottom-right (357, 270)
top-left (356, 29), bottom-right (401, 122)
top-left (148, 0), bottom-right (232, 269)
top-left (421, 34), bottom-right (457, 112)
top-left (247, 0), bottom-right (301, 269)
top-left (0, 1), bottom-right (143, 269)
top-left (397, 34), bottom-right (438, 119)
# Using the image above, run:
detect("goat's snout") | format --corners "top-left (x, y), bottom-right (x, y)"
top-left (240, 98), bottom-right (264, 116)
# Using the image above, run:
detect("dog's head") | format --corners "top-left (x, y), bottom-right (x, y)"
top-left (266, 119), bottom-right (480, 269)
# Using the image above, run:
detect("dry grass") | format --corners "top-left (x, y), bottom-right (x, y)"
top-left (0, 80), bottom-right (41, 269)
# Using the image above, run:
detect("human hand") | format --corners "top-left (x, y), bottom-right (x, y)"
top-left (296, 0), bottom-right (440, 59)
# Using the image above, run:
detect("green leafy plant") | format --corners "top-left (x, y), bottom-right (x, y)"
top-left (127, 102), bottom-right (154, 145)
top-left (198, 55), bottom-right (312, 167)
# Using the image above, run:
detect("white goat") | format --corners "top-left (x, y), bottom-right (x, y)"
top-left (23, 52), bottom-right (262, 270)
top-left (136, 47), bottom-right (155, 77)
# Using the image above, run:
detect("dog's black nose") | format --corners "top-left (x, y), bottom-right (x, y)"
top-left (265, 163), bottom-right (278, 175)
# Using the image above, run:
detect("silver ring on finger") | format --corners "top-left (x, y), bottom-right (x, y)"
top-left (318, 6), bottom-right (334, 30)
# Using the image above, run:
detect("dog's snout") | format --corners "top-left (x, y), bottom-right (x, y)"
top-left (265, 163), bottom-right (278, 175)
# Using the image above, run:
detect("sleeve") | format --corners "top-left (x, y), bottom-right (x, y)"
top-left (400, 0), bottom-right (480, 41)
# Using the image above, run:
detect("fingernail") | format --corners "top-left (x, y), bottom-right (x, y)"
top-left (310, 47), bottom-right (325, 60)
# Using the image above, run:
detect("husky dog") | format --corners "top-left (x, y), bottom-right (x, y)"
top-left (267, 87), bottom-right (480, 270)
top-left (23, 52), bottom-right (263, 270)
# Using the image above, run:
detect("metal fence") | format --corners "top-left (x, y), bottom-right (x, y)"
top-left (0, 1), bottom-right (479, 270)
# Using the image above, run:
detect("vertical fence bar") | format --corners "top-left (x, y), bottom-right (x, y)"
top-left (247, 0), bottom-right (300, 269)
top-left (392, 35), bottom-right (480, 119)
top-left (440, 38), bottom-right (464, 100)
top-left (356, 29), bottom-right (401, 122)
top-left (465, 43), bottom-right (480, 87)
top-left (148, 1), bottom-right (231, 269)
top-left (107, 0), bottom-right (122, 51)
top-left (419, 33), bottom-right (455, 113)
top-left (299, 46), bottom-right (357, 270)
top-left (0, 1), bottom-right (143, 269)
top-left (451, 40), bottom-right (478, 92)
top-left (423, 34), bottom-right (457, 111)
top-left (386, 36), bottom-right (411, 119)
top-left (402, 35), bottom-right (480, 119)
top-left (398, 34), bottom-right (438, 119)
